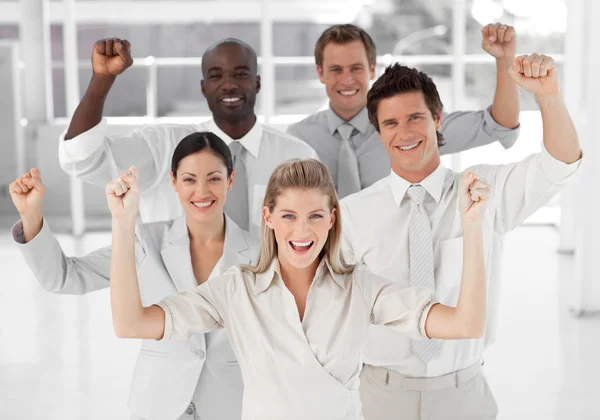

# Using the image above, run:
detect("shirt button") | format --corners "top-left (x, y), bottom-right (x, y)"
top-left (185, 404), bottom-right (194, 415)
top-left (196, 350), bottom-right (206, 359)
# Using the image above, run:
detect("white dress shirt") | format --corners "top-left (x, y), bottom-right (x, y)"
top-left (58, 118), bottom-right (318, 238)
top-left (157, 257), bottom-right (435, 420)
top-left (340, 144), bottom-right (582, 378)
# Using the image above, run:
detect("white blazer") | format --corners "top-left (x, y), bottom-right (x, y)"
top-left (12, 214), bottom-right (258, 420)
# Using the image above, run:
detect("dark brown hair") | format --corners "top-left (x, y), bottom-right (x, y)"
top-left (367, 63), bottom-right (445, 146)
top-left (314, 24), bottom-right (376, 67)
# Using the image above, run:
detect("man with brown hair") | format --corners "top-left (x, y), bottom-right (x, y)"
top-left (287, 23), bottom-right (521, 199)
top-left (340, 58), bottom-right (582, 419)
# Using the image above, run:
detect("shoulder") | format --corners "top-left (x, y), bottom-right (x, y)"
top-left (261, 124), bottom-right (317, 156)
top-left (287, 111), bottom-right (326, 132)
top-left (132, 123), bottom-right (197, 139)
top-left (341, 177), bottom-right (391, 213)
top-left (135, 219), bottom-right (177, 248)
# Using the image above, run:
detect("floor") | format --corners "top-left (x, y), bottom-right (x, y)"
top-left (0, 224), bottom-right (599, 420)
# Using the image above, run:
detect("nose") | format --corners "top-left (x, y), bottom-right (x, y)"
top-left (342, 68), bottom-right (355, 85)
top-left (295, 218), bottom-right (310, 236)
top-left (396, 123), bottom-right (414, 140)
top-left (221, 73), bottom-right (239, 91)
top-left (195, 181), bottom-right (211, 198)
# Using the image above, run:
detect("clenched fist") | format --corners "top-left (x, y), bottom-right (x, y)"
top-left (508, 53), bottom-right (559, 98)
top-left (458, 171), bottom-right (491, 223)
top-left (481, 23), bottom-right (516, 59)
top-left (106, 167), bottom-right (140, 221)
top-left (9, 168), bottom-right (46, 219)
top-left (92, 37), bottom-right (133, 79)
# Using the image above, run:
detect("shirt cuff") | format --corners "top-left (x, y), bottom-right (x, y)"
top-left (154, 301), bottom-right (173, 341)
top-left (484, 105), bottom-right (521, 149)
top-left (418, 299), bottom-right (437, 340)
top-left (58, 118), bottom-right (108, 163)
top-left (11, 218), bottom-right (48, 246)
top-left (538, 142), bottom-right (583, 184)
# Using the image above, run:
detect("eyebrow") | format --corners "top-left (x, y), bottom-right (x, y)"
top-left (328, 62), bottom-right (364, 69)
top-left (181, 172), bottom-right (196, 177)
top-left (279, 208), bottom-right (327, 214)
top-left (207, 170), bottom-right (224, 176)
top-left (207, 65), bottom-right (251, 73)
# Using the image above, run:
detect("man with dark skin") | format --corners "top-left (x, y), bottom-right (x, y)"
top-left (59, 37), bottom-right (316, 239)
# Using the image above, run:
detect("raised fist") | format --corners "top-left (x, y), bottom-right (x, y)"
top-left (508, 53), bottom-right (559, 98)
top-left (9, 168), bottom-right (46, 218)
top-left (481, 23), bottom-right (516, 59)
top-left (458, 171), bottom-right (491, 223)
top-left (106, 167), bottom-right (140, 220)
top-left (92, 38), bottom-right (133, 78)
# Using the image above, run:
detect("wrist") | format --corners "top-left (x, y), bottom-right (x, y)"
top-left (495, 55), bottom-right (515, 69)
top-left (90, 73), bottom-right (116, 94)
top-left (21, 212), bottom-right (43, 226)
top-left (460, 216), bottom-right (483, 230)
top-left (535, 91), bottom-right (563, 108)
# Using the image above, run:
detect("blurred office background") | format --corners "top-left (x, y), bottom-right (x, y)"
top-left (1, 0), bottom-right (599, 419)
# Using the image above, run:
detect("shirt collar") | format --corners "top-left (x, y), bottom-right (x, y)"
top-left (326, 106), bottom-right (370, 136)
top-left (389, 163), bottom-right (447, 207)
top-left (207, 118), bottom-right (263, 158)
top-left (253, 255), bottom-right (347, 295)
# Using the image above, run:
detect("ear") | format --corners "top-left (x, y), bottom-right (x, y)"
top-left (329, 207), bottom-right (337, 230)
top-left (369, 63), bottom-right (376, 80)
top-left (317, 65), bottom-right (325, 84)
top-left (201, 79), bottom-right (207, 98)
top-left (255, 74), bottom-right (261, 94)
top-left (227, 170), bottom-right (235, 191)
top-left (262, 206), bottom-right (273, 229)
top-left (434, 110), bottom-right (442, 131)
top-left (170, 171), bottom-right (177, 190)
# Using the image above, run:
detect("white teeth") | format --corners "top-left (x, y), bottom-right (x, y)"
top-left (221, 97), bottom-right (241, 102)
top-left (340, 90), bottom-right (358, 96)
top-left (399, 142), bottom-right (420, 151)
top-left (291, 241), bottom-right (313, 247)
top-left (193, 201), bottom-right (213, 208)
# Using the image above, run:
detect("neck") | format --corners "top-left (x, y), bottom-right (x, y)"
top-left (330, 102), bottom-right (366, 122)
top-left (392, 156), bottom-right (441, 184)
top-left (277, 253), bottom-right (320, 289)
top-left (187, 213), bottom-right (226, 245)
top-left (213, 114), bottom-right (257, 140)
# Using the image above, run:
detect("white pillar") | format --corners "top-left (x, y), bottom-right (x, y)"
top-left (450, 0), bottom-right (466, 171)
top-left (571, 0), bottom-right (600, 314)
top-left (260, 0), bottom-right (275, 124)
top-left (63, 0), bottom-right (86, 236)
top-left (19, 0), bottom-right (53, 171)
top-left (559, 0), bottom-right (585, 253)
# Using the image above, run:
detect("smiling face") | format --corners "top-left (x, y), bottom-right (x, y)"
top-left (263, 188), bottom-right (336, 270)
top-left (201, 43), bottom-right (260, 123)
top-left (171, 150), bottom-right (233, 223)
top-left (317, 40), bottom-right (376, 121)
top-left (377, 91), bottom-right (442, 181)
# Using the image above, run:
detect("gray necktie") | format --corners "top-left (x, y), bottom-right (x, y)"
top-left (407, 185), bottom-right (441, 363)
top-left (336, 123), bottom-right (361, 199)
top-left (226, 141), bottom-right (249, 230)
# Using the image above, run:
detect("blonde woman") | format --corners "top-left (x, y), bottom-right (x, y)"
top-left (108, 159), bottom-right (490, 420)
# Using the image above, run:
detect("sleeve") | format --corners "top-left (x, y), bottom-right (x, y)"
top-left (156, 268), bottom-right (239, 341)
top-left (58, 118), bottom-right (181, 192)
top-left (11, 218), bottom-right (145, 294)
top-left (475, 142), bottom-right (582, 233)
top-left (355, 266), bottom-right (436, 340)
top-left (339, 200), bottom-right (358, 265)
top-left (439, 106), bottom-right (521, 155)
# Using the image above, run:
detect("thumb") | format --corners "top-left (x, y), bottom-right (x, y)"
top-left (115, 41), bottom-right (133, 65)
top-left (461, 171), bottom-right (475, 195)
top-left (121, 166), bottom-right (140, 195)
top-left (26, 168), bottom-right (45, 191)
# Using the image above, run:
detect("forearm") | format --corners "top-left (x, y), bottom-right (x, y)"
top-left (64, 75), bottom-right (115, 140)
top-left (538, 93), bottom-right (582, 164)
top-left (110, 218), bottom-right (164, 339)
top-left (453, 221), bottom-right (486, 337)
top-left (21, 212), bottom-right (43, 243)
top-left (490, 57), bottom-right (520, 129)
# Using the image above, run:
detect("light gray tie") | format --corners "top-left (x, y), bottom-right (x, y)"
top-left (226, 141), bottom-right (249, 230)
top-left (407, 185), bottom-right (441, 363)
top-left (336, 123), bottom-right (361, 199)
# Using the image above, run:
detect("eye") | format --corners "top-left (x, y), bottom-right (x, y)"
top-left (235, 71), bottom-right (250, 78)
top-left (310, 214), bottom-right (323, 219)
top-left (183, 178), bottom-right (195, 183)
top-left (409, 115), bottom-right (421, 121)
top-left (352, 66), bottom-right (363, 72)
top-left (209, 177), bottom-right (222, 182)
top-left (282, 214), bottom-right (295, 220)
top-left (208, 74), bottom-right (221, 80)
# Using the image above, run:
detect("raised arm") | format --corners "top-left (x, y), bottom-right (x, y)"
top-left (439, 23), bottom-right (520, 155)
top-left (65, 38), bottom-right (132, 140)
top-left (10, 169), bottom-right (114, 294)
top-left (107, 168), bottom-right (228, 340)
top-left (509, 54), bottom-right (581, 164)
top-left (424, 171), bottom-right (490, 339)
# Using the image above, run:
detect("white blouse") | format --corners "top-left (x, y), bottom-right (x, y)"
top-left (157, 257), bottom-right (435, 420)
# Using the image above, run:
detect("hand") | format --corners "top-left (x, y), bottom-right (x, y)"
top-left (9, 168), bottom-right (46, 219)
top-left (482, 23), bottom-right (516, 59)
top-left (458, 171), bottom-right (491, 223)
top-left (508, 53), bottom-right (559, 98)
top-left (92, 38), bottom-right (133, 79)
top-left (106, 167), bottom-right (140, 221)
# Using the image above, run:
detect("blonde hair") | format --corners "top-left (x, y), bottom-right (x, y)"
top-left (244, 158), bottom-right (352, 275)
